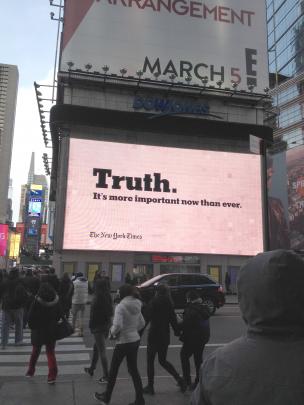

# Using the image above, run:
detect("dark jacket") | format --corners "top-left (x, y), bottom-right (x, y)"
top-left (28, 295), bottom-right (62, 346)
top-left (58, 279), bottom-right (74, 312)
top-left (47, 274), bottom-right (60, 292)
top-left (180, 301), bottom-right (210, 345)
top-left (191, 250), bottom-right (304, 405)
top-left (145, 294), bottom-right (179, 345)
top-left (89, 293), bottom-right (113, 333)
top-left (2, 272), bottom-right (28, 310)
top-left (23, 275), bottom-right (40, 297)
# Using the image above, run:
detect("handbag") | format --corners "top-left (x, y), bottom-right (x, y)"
top-left (55, 317), bottom-right (74, 341)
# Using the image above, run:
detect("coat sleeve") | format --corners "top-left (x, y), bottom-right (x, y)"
top-left (169, 304), bottom-right (180, 335)
top-left (110, 303), bottom-right (123, 337)
top-left (137, 311), bottom-right (145, 332)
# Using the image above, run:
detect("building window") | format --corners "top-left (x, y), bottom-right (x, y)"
top-left (62, 262), bottom-right (76, 276)
top-left (87, 263), bottom-right (100, 283)
top-left (110, 263), bottom-right (125, 283)
top-left (207, 265), bottom-right (222, 283)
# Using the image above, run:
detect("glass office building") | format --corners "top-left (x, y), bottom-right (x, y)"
top-left (266, 0), bottom-right (304, 148)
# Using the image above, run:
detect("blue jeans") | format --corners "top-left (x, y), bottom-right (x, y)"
top-left (1, 308), bottom-right (24, 347)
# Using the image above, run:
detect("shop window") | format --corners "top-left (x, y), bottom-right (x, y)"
top-left (87, 263), bottom-right (100, 283)
top-left (62, 262), bottom-right (76, 276)
top-left (110, 263), bottom-right (125, 283)
top-left (207, 265), bottom-right (222, 283)
top-left (226, 266), bottom-right (240, 294)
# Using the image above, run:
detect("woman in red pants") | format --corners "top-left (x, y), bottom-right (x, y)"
top-left (26, 282), bottom-right (63, 384)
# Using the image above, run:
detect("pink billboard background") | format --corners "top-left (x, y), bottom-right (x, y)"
top-left (63, 139), bottom-right (264, 255)
top-left (0, 224), bottom-right (8, 257)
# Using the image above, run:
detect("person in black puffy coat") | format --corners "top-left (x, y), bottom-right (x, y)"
top-left (26, 282), bottom-right (63, 384)
top-left (143, 284), bottom-right (186, 395)
top-left (84, 278), bottom-right (113, 383)
top-left (179, 290), bottom-right (210, 390)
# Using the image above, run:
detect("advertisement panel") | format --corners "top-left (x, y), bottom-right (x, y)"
top-left (63, 139), bottom-right (264, 255)
top-left (0, 224), bottom-right (9, 257)
top-left (16, 222), bottom-right (25, 244)
top-left (27, 217), bottom-right (40, 236)
top-left (287, 145), bottom-right (304, 250)
top-left (9, 233), bottom-right (21, 259)
top-left (61, 0), bottom-right (268, 92)
top-left (28, 200), bottom-right (42, 217)
top-left (267, 151), bottom-right (290, 250)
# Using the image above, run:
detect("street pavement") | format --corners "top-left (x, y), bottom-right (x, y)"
top-left (0, 295), bottom-right (242, 404)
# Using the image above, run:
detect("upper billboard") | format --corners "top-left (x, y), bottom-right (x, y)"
top-left (63, 139), bottom-right (264, 255)
top-left (61, 0), bottom-right (269, 92)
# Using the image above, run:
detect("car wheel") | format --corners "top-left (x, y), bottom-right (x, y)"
top-left (201, 297), bottom-right (216, 315)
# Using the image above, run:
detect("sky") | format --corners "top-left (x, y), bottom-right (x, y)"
top-left (1, 1), bottom-right (59, 223)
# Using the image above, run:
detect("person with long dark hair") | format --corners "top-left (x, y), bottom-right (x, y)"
top-left (58, 272), bottom-right (74, 319)
top-left (143, 284), bottom-right (186, 395)
top-left (84, 278), bottom-right (113, 383)
top-left (26, 282), bottom-right (63, 384)
top-left (179, 290), bottom-right (210, 391)
top-left (94, 284), bottom-right (145, 405)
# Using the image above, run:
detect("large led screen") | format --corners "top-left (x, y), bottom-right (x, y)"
top-left (63, 139), bottom-right (264, 255)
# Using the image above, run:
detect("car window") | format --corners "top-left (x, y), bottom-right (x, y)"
top-left (159, 275), bottom-right (179, 286)
top-left (196, 275), bottom-right (215, 285)
top-left (179, 274), bottom-right (195, 285)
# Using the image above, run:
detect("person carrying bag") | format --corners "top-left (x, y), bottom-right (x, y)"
top-left (26, 282), bottom-right (63, 384)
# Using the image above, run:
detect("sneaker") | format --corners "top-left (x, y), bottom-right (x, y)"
top-left (94, 392), bottom-right (109, 404)
top-left (47, 379), bottom-right (56, 385)
top-left (143, 385), bottom-right (155, 395)
top-left (25, 372), bottom-right (34, 377)
top-left (84, 367), bottom-right (94, 377)
top-left (98, 377), bottom-right (108, 384)
top-left (177, 377), bottom-right (187, 393)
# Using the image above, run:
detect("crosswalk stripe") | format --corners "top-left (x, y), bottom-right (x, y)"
top-left (0, 364), bottom-right (88, 377)
top-left (0, 344), bottom-right (90, 353)
top-left (0, 353), bottom-right (90, 362)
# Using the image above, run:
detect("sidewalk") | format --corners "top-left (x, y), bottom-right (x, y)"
top-left (225, 294), bottom-right (239, 304)
top-left (0, 375), bottom-right (192, 405)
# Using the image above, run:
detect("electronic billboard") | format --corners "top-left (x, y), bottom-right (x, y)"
top-left (63, 139), bottom-right (264, 255)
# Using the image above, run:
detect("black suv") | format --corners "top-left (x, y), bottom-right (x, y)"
top-left (137, 273), bottom-right (225, 314)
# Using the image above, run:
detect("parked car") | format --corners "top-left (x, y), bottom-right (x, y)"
top-left (137, 273), bottom-right (225, 314)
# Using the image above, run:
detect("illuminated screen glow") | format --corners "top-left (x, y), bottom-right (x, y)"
top-left (28, 201), bottom-right (41, 217)
top-left (63, 139), bottom-right (264, 255)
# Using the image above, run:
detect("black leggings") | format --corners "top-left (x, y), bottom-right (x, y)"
top-left (180, 342), bottom-right (204, 385)
top-left (147, 340), bottom-right (180, 387)
top-left (105, 340), bottom-right (144, 403)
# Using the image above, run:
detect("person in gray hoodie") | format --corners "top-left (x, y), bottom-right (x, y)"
top-left (191, 249), bottom-right (304, 405)
top-left (94, 284), bottom-right (145, 405)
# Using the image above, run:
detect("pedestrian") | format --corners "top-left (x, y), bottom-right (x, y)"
top-left (47, 267), bottom-right (60, 292)
top-left (143, 284), bottom-right (186, 395)
top-left (94, 284), bottom-right (145, 405)
top-left (26, 282), bottom-right (63, 384)
top-left (71, 272), bottom-right (88, 336)
top-left (191, 249), bottom-right (304, 405)
top-left (1, 267), bottom-right (28, 349)
top-left (22, 268), bottom-right (41, 328)
top-left (179, 290), bottom-right (210, 391)
top-left (84, 278), bottom-right (113, 382)
top-left (58, 272), bottom-right (74, 318)
top-left (224, 271), bottom-right (231, 294)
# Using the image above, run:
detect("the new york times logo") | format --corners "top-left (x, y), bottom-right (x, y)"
top-left (93, 168), bottom-right (177, 193)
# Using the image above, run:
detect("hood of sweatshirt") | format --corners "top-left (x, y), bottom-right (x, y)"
top-left (120, 296), bottom-right (142, 315)
top-left (238, 249), bottom-right (304, 337)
